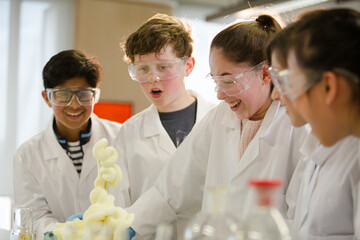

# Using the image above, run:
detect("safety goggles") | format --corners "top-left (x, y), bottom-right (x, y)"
top-left (46, 87), bottom-right (100, 106)
top-left (128, 57), bottom-right (186, 83)
top-left (206, 61), bottom-right (264, 96)
top-left (268, 67), bottom-right (320, 101)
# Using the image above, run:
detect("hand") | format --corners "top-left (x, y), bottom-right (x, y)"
top-left (128, 227), bottom-right (136, 240)
top-left (66, 213), bottom-right (83, 221)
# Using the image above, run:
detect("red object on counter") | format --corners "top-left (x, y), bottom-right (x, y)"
top-left (94, 101), bottom-right (132, 123)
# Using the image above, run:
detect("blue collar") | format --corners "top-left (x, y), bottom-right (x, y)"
top-left (53, 119), bottom-right (92, 150)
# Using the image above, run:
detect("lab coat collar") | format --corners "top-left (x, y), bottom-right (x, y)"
top-left (143, 89), bottom-right (213, 137)
top-left (143, 105), bottom-right (176, 155)
top-left (188, 89), bottom-right (212, 122)
top-left (299, 128), bottom-right (319, 161)
top-left (298, 142), bottom-right (334, 226)
top-left (231, 101), bottom-right (281, 177)
top-left (143, 104), bottom-right (163, 137)
top-left (43, 115), bottom-right (65, 160)
top-left (298, 135), bottom-right (360, 227)
top-left (256, 100), bottom-right (281, 144)
top-left (219, 100), bottom-right (280, 134)
top-left (42, 114), bottom-right (100, 182)
top-left (142, 89), bottom-right (210, 154)
top-left (311, 136), bottom-right (352, 168)
top-left (310, 145), bottom-right (334, 168)
top-left (42, 115), bottom-right (80, 182)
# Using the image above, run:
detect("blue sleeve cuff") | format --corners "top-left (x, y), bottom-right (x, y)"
top-left (129, 227), bottom-right (136, 239)
top-left (66, 213), bottom-right (83, 221)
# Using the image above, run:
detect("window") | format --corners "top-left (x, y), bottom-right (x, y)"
top-left (0, 1), bottom-right (74, 229)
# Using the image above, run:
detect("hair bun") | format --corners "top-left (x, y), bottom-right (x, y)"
top-left (256, 14), bottom-right (278, 31)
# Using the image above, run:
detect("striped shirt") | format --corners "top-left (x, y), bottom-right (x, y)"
top-left (53, 119), bottom-right (91, 176)
top-left (67, 141), bottom-right (84, 174)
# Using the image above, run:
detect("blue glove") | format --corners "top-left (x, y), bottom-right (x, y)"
top-left (44, 232), bottom-right (58, 240)
top-left (67, 213), bottom-right (83, 221)
top-left (128, 227), bottom-right (136, 240)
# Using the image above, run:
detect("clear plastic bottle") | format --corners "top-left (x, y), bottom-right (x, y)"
top-left (244, 179), bottom-right (292, 240)
top-left (10, 207), bottom-right (36, 240)
top-left (184, 186), bottom-right (239, 240)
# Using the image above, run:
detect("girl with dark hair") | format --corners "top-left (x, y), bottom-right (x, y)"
top-left (268, 8), bottom-right (360, 239)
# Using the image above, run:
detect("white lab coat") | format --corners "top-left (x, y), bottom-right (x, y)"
top-left (113, 91), bottom-right (216, 239)
top-left (293, 135), bottom-right (360, 240)
top-left (285, 129), bottom-right (319, 222)
top-left (13, 114), bottom-right (122, 240)
top-left (126, 100), bottom-right (308, 238)
top-left (114, 91), bottom-right (216, 206)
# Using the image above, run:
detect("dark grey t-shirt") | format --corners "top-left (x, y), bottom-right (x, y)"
top-left (159, 99), bottom-right (197, 147)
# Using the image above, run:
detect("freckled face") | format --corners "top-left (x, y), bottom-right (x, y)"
top-left (134, 45), bottom-right (191, 112)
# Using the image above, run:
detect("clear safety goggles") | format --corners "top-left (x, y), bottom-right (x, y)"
top-left (128, 57), bottom-right (186, 83)
top-left (206, 61), bottom-right (265, 96)
top-left (268, 66), bottom-right (320, 101)
top-left (46, 87), bottom-right (100, 106)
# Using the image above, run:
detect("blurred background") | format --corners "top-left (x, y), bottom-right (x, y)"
top-left (0, 0), bottom-right (359, 232)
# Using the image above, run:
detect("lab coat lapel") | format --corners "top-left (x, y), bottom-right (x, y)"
top-left (298, 160), bottom-right (317, 227)
top-left (143, 105), bottom-right (176, 155)
top-left (43, 115), bottom-right (80, 184)
top-left (295, 132), bottom-right (319, 227)
top-left (189, 89), bottom-right (217, 123)
top-left (79, 141), bottom-right (97, 183)
top-left (299, 143), bottom-right (337, 227)
top-left (232, 101), bottom-right (280, 177)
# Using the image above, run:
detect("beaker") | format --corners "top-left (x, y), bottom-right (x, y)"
top-left (10, 207), bottom-right (35, 240)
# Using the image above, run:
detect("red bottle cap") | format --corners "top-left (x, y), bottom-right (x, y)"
top-left (249, 179), bottom-right (283, 206)
top-left (248, 179), bottom-right (283, 187)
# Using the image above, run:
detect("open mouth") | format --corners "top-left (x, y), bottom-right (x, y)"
top-left (151, 89), bottom-right (162, 95)
top-left (229, 100), bottom-right (241, 109)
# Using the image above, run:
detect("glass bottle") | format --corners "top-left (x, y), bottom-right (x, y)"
top-left (10, 207), bottom-right (35, 240)
top-left (184, 185), bottom-right (239, 240)
top-left (244, 179), bottom-right (292, 240)
top-left (155, 223), bottom-right (173, 240)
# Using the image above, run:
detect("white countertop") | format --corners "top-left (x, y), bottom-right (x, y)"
top-left (0, 228), bottom-right (10, 239)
